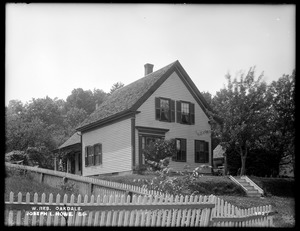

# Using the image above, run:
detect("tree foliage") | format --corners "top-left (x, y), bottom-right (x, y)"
top-left (109, 82), bottom-right (124, 95)
top-left (5, 83), bottom-right (118, 169)
top-left (210, 68), bottom-right (295, 176)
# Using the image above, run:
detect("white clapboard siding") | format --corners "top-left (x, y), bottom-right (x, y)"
top-left (82, 118), bottom-right (132, 176)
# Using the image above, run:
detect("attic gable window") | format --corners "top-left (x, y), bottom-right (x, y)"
top-left (177, 101), bottom-right (195, 125)
top-left (155, 97), bottom-right (175, 122)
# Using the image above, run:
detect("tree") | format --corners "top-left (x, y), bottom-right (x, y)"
top-left (266, 70), bottom-right (295, 174)
top-left (109, 82), bottom-right (124, 95)
top-left (25, 96), bottom-right (64, 127)
top-left (93, 88), bottom-right (108, 107)
top-left (65, 107), bottom-right (88, 132)
top-left (210, 67), bottom-right (270, 176)
top-left (65, 88), bottom-right (95, 114)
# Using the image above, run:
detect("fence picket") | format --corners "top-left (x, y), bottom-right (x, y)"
top-left (74, 194), bottom-right (82, 226)
top-left (87, 195), bottom-right (94, 226)
top-left (145, 196), bottom-right (153, 226)
top-left (16, 192), bottom-right (22, 226)
top-left (99, 195), bottom-right (107, 226)
top-left (60, 194), bottom-right (68, 226)
top-left (24, 192), bottom-right (31, 226)
top-left (139, 195), bottom-right (147, 226)
top-left (111, 195), bottom-right (119, 226)
top-left (105, 195), bottom-right (114, 226)
top-left (32, 192), bottom-right (39, 225)
top-left (93, 195), bottom-right (101, 226)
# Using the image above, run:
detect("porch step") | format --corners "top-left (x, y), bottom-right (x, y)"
top-left (229, 176), bottom-right (262, 197)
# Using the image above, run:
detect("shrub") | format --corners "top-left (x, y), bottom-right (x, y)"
top-left (143, 139), bottom-right (176, 171)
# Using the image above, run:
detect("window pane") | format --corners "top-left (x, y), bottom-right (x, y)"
top-left (160, 99), bottom-right (170, 121)
top-left (181, 102), bottom-right (190, 124)
top-left (176, 139), bottom-right (181, 151)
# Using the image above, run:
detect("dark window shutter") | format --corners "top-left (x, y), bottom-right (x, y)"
top-left (171, 100), bottom-right (175, 122)
top-left (155, 98), bottom-right (161, 120)
top-left (85, 146), bottom-right (88, 166)
top-left (176, 101), bottom-right (182, 123)
top-left (195, 140), bottom-right (200, 163)
top-left (204, 141), bottom-right (209, 163)
top-left (182, 139), bottom-right (187, 161)
top-left (99, 143), bottom-right (102, 164)
top-left (190, 103), bottom-right (195, 125)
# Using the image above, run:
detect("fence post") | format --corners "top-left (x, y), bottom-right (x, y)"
top-left (88, 183), bottom-right (94, 196)
top-left (40, 172), bottom-right (44, 183)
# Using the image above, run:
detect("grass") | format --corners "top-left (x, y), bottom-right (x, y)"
top-left (5, 170), bottom-right (79, 202)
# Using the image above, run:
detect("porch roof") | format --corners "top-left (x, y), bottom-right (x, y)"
top-left (56, 132), bottom-right (81, 151)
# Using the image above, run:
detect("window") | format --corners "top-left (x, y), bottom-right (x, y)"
top-left (94, 143), bottom-right (102, 165)
top-left (88, 146), bottom-right (94, 166)
top-left (195, 140), bottom-right (209, 163)
top-left (85, 143), bottom-right (102, 167)
top-left (155, 97), bottom-right (175, 122)
top-left (177, 101), bottom-right (195, 125)
top-left (173, 138), bottom-right (186, 162)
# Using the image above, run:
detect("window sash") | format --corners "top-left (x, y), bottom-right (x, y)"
top-left (177, 101), bottom-right (195, 125)
top-left (195, 140), bottom-right (209, 163)
top-left (155, 97), bottom-right (175, 122)
top-left (94, 143), bottom-right (102, 165)
top-left (175, 138), bottom-right (186, 162)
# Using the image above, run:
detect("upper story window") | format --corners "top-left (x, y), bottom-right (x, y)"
top-left (85, 143), bottom-right (102, 167)
top-left (177, 101), bottom-right (195, 125)
top-left (155, 97), bottom-right (175, 122)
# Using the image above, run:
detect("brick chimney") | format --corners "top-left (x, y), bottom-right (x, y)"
top-left (144, 63), bottom-right (154, 76)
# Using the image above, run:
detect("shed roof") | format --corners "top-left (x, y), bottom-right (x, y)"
top-left (213, 144), bottom-right (225, 159)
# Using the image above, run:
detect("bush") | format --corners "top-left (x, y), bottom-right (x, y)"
top-left (143, 139), bottom-right (176, 171)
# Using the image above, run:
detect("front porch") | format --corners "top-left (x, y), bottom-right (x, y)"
top-left (53, 132), bottom-right (82, 175)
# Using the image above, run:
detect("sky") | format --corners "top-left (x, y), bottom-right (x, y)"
top-left (5, 3), bottom-right (295, 106)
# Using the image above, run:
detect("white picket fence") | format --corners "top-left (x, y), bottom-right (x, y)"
top-left (5, 192), bottom-right (274, 227)
top-left (5, 192), bottom-right (215, 226)
top-left (5, 163), bottom-right (275, 227)
top-left (211, 197), bottom-right (273, 227)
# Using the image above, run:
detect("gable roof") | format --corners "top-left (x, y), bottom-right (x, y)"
top-left (77, 60), bottom-right (212, 132)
